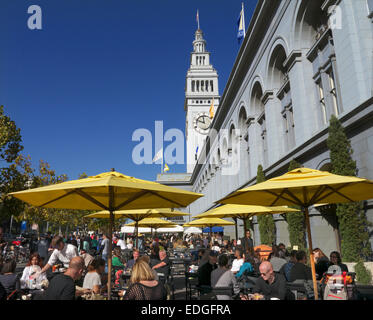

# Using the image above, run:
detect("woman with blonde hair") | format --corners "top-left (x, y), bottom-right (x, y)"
top-left (122, 260), bottom-right (166, 300)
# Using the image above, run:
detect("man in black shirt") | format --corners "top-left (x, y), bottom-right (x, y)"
top-left (253, 261), bottom-right (286, 300)
top-left (44, 256), bottom-right (86, 300)
top-left (197, 250), bottom-right (218, 286)
top-left (290, 251), bottom-right (312, 282)
top-left (152, 250), bottom-right (170, 278)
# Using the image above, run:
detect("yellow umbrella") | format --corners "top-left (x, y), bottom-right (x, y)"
top-left (218, 167), bottom-right (373, 300)
top-left (194, 204), bottom-right (299, 240)
top-left (124, 217), bottom-right (178, 237)
top-left (85, 208), bottom-right (189, 248)
top-left (9, 170), bottom-right (202, 300)
top-left (183, 217), bottom-right (235, 238)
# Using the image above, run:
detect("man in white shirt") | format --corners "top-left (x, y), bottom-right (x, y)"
top-left (231, 249), bottom-right (244, 274)
top-left (40, 236), bottom-right (78, 273)
top-left (117, 237), bottom-right (127, 251)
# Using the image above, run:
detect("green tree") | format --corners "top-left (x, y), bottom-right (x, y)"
top-left (286, 160), bottom-right (307, 250)
top-left (256, 165), bottom-right (276, 245)
top-left (0, 106), bottom-right (28, 223)
top-left (327, 115), bottom-right (372, 261)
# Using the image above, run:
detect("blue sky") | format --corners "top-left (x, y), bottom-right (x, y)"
top-left (0, 0), bottom-right (256, 181)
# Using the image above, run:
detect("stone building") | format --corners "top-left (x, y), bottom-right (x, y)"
top-left (157, 0), bottom-right (373, 255)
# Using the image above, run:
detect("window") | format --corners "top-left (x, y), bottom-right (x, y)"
top-left (210, 80), bottom-right (214, 92)
top-left (317, 80), bottom-right (327, 125)
top-left (368, 0), bottom-right (373, 16)
top-left (201, 80), bottom-right (204, 92)
top-left (258, 113), bottom-right (268, 166)
top-left (327, 68), bottom-right (339, 116)
top-left (192, 81), bottom-right (195, 92)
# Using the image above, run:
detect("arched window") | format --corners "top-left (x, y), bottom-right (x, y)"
top-left (192, 80), bottom-right (195, 92)
top-left (210, 80), bottom-right (214, 92)
top-left (201, 80), bottom-right (204, 92)
top-left (251, 82), bottom-right (268, 167)
top-left (268, 45), bottom-right (295, 151)
top-left (297, 0), bottom-right (342, 124)
top-left (196, 81), bottom-right (200, 92)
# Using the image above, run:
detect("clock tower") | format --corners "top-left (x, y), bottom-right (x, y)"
top-left (185, 28), bottom-right (220, 173)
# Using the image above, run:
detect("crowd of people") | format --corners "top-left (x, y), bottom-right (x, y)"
top-left (0, 225), bottom-right (352, 300)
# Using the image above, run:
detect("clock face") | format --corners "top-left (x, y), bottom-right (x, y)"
top-left (194, 114), bottom-right (211, 134)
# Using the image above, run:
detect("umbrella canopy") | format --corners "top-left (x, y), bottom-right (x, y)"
top-left (9, 170), bottom-right (202, 300)
top-left (86, 208), bottom-right (189, 220)
top-left (85, 208), bottom-right (189, 249)
top-left (9, 172), bottom-right (202, 210)
top-left (218, 167), bottom-right (373, 300)
top-left (183, 217), bottom-right (234, 238)
top-left (124, 217), bottom-right (178, 229)
top-left (194, 204), bottom-right (299, 239)
top-left (219, 168), bottom-right (373, 207)
top-left (194, 204), bottom-right (299, 219)
top-left (183, 227), bottom-right (202, 234)
top-left (183, 217), bottom-right (235, 228)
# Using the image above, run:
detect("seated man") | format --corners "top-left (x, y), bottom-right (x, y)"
top-left (152, 250), bottom-right (170, 279)
top-left (252, 261), bottom-right (286, 300)
top-left (44, 256), bottom-right (88, 300)
top-left (197, 250), bottom-right (218, 287)
top-left (126, 249), bottom-right (140, 269)
top-left (231, 249), bottom-right (244, 275)
top-left (289, 251), bottom-right (312, 282)
top-left (211, 254), bottom-right (240, 300)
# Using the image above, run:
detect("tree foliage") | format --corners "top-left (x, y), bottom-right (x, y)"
top-left (327, 115), bottom-right (372, 261)
top-left (286, 159), bottom-right (307, 250)
top-left (256, 165), bottom-right (276, 245)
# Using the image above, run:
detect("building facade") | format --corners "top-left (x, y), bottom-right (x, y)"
top-left (157, 0), bottom-right (373, 255)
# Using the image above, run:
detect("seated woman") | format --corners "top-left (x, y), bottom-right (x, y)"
top-left (0, 257), bottom-right (20, 299)
top-left (20, 253), bottom-right (47, 289)
top-left (235, 254), bottom-right (254, 279)
top-left (112, 247), bottom-right (125, 269)
top-left (313, 248), bottom-right (330, 280)
top-left (121, 260), bottom-right (167, 300)
top-left (82, 258), bottom-right (106, 294)
top-left (329, 251), bottom-right (349, 273)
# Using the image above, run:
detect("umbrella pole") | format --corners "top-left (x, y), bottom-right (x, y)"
top-left (304, 206), bottom-right (318, 300)
top-left (135, 221), bottom-right (139, 249)
top-left (243, 217), bottom-right (247, 236)
top-left (107, 209), bottom-right (114, 300)
top-left (233, 218), bottom-right (238, 240)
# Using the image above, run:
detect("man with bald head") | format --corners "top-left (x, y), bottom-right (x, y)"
top-left (44, 256), bottom-right (88, 300)
top-left (252, 261), bottom-right (286, 300)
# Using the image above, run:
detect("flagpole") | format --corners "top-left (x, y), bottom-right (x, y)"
top-left (242, 3), bottom-right (245, 38)
top-left (197, 9), bottom-right (200, 30)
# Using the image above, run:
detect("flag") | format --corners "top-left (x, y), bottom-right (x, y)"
top-left (152, 148), bottom-right (163, 163)
top-left (237, 3), bottom-right (245, 45)
top-left (209, 99), bottom-right (214, 119)
top-left (164, 163), bottom-right (170, 172)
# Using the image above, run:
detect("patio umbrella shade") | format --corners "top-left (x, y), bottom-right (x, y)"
top-left (124, 217), bottom-right (179, 238)
top-left (218, 167), bottom-right (373, 300)
top-left (183, 217), bottom-right (235, 238)
top-left (85, 208), bottom-right (190, 248)
top-left (194, 204), bottom-right (299, 239)
top-left (9, 170), bottom-right (202, 299)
